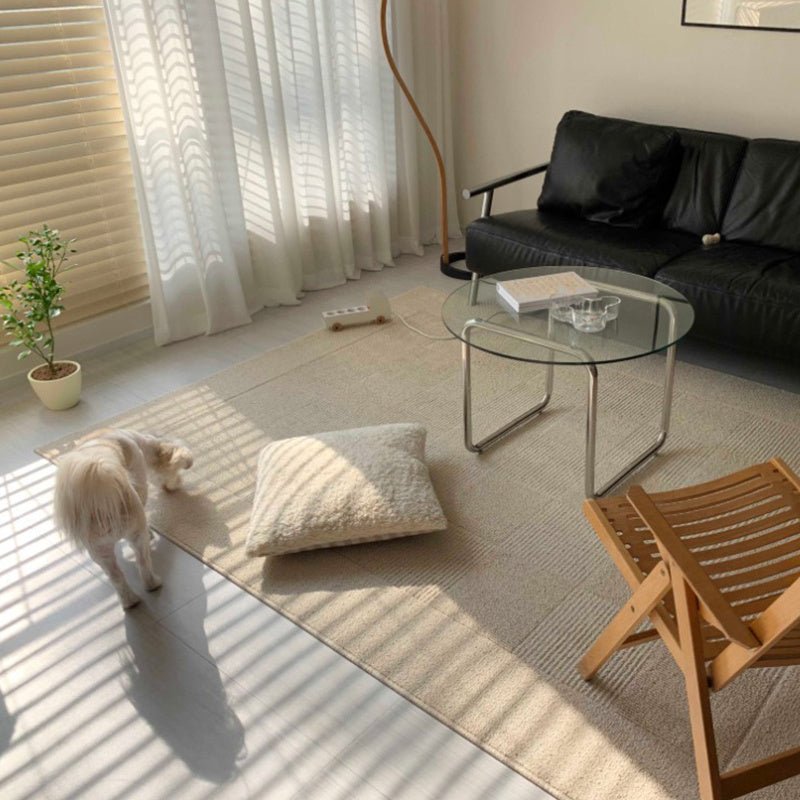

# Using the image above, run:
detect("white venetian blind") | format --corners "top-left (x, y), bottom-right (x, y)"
top-left (0, 0), bottom-right (149, 326)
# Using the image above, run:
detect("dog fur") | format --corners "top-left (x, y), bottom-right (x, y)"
top-left (54, 429), bottom-right (193, 609)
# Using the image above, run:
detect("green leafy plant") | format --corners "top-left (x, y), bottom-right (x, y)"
top-left (0, 224), bottom-right (76, 378)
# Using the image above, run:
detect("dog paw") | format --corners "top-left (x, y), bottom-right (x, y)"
top-left (121, 593), bottom-right (141, 610)
top-left (144, 574), bottom-right (162, 592)
top-left (162, 477), bottom-right (182, 492)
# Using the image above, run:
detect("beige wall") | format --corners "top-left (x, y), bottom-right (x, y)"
top-left (450, 0), bottom-right (800, 223)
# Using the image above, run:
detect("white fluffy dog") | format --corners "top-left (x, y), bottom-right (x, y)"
top-left (54, 429), bottom-right (193, 609)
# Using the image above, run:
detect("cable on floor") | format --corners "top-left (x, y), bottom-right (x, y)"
top-left (395, 312), bottom-right (456, 341)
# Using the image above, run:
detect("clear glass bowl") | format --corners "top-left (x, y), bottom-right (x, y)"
top-left (602, 296), bottom-right (621, 321)
top-left (571, 298), bottom-right (608, 332)
top-left (550, 295), bottom-right (622, 332)
top-left (549, 300), bottom-right (575, 323)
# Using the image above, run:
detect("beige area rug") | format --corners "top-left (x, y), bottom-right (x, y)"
top-left (41, 287), bottom-right (800, 800)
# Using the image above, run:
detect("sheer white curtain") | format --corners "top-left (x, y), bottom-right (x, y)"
top-left (105, 0), bottom-right (458, 345)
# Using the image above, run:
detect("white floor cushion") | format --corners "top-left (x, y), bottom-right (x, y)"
top-left (246, 423), bottom-right (448, 556)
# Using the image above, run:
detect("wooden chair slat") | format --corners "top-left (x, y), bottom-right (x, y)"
top-left (654, 476), bottom-right (775, 516)
top-left (750, 657), bottom-right (800, 668)
top-left (691, 520), bottom-right (800, 562)
top-left (703, 639), bottom-right (730, 660)
top-left (707, 533), bottom-right (800, 577)
top-left (762, 641), bottom-right (800, 655)
top-left (730, 594), bottom-right (789, 620)
top-left (660, 486), bottom-right (785, 525)
top-left (650, 463), bottom-right (768, 504)
top-left (714, 552), bottom-right (800, 590)
top-left (778, 627), bottom-right (800, 642)
top-left (725, 568), bottom-right (800, 602)
top-left (669, 496), bottom-right (796, 537)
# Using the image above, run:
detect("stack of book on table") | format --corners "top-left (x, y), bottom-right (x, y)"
top-left (495, 271), bottom-right (598, 313)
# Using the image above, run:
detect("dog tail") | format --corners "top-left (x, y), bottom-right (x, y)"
top-left (54, 452), bottom-right (141, 548)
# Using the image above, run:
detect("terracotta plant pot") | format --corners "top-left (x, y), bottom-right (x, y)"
top-left (27, 360), bottom-right (82, 410)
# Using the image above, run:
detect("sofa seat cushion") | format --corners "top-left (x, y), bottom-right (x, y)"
top-left (538, 110), bottom-right (680, 228)
top-left (466, 210), bottom-right (698, 277)
top-left (655, 242), bottom-right (800, 356)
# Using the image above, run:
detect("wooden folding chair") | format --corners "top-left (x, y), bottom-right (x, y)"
top-left (579, 457), bottom-right (800, 800)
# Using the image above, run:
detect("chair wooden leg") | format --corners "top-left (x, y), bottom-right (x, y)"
top-left (674, 573), bottom-right (724, 800)
top-left (579, 564), bottom-right (671, 680)
top-left (721, 745), bottom-right (800, 799)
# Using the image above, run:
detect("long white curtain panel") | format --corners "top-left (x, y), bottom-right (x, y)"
top-left (105, 0), bottom-right (458, 344)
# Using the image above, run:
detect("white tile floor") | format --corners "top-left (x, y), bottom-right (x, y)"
top-left (0, 251), bottom-right (554, 800)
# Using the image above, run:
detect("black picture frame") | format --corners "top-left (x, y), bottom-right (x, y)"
top-left (681, 0), bottom-right (800, 34)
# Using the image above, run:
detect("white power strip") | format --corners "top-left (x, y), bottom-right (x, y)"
top-left (323, 291), bottom-right (392, 331)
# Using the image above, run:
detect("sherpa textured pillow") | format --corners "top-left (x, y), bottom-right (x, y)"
top-left (246, 423), bottom-right (447, 556)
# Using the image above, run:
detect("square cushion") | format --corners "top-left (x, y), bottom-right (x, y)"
top-left (246, 424), bottom-right (447, 556)
top-left (662, 128), bottom-right (748, 236)
top-left (538, 110), bottom-right (680, 228)
top-left (722, 138), bottom-right (800, 251)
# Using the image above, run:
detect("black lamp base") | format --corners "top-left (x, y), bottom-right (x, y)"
top-left (440, 250), bottom-right (471, 280)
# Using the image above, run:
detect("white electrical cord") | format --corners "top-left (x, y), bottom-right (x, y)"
top-left (395, 312), bottom-right (455, 341)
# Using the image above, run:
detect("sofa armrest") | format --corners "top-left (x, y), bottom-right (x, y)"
top-left (462, 162), bottom-right (549, 217)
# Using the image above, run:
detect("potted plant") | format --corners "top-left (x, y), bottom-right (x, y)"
top-left (0, 224), bottom-right (81, 410)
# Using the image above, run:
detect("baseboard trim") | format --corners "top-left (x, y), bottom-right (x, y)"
top-left (0, 300), bottom-right (153, 383)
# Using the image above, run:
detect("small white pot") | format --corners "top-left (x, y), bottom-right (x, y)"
top-left (27, 360), bottom-right (82, 410)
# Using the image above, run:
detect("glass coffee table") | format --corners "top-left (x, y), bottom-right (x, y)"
top-left (441, 266), bottom-right (695, 497)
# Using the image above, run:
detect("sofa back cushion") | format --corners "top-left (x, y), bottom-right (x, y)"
top-left (538, 111), bottom-right (680, 228)
top-left (662, 129), bottom-right (748, 236)
top-left (722, 139), bottom-right (800, 251)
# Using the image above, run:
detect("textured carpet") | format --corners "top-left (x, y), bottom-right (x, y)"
top-left (41, 287), bottom-right (800, 800)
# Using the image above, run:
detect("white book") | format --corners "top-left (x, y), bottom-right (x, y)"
top-left (495, 271), bottom-right (598, 312)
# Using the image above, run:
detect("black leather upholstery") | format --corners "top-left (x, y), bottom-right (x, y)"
top-left (662, 129), bottom-right (748, 236)
top-left (656, 243), bottom-right (800, 357)
top-left (722, 138), bottom-right (800, 252)
top-left (464, 112), bottom-right (800, 360)
top-left (466, 210), bottom-right (698, 277)
top-left (538, 111), bottom-right (680, 228)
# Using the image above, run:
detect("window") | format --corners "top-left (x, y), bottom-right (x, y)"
top-left (0, 0), bottom-right (149, 326)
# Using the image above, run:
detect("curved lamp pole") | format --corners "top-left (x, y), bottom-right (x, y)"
top-left (379, 0), bottom-right (469, 279)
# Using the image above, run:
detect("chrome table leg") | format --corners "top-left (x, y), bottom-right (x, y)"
top-left (587, 342), bottom-right (676, 497)
top-left (462, 334), bottom-right (553, 453)
top-left (585, 364), bottom-right (599, 499)
top-left (468, 272), bottom-right (480, 306)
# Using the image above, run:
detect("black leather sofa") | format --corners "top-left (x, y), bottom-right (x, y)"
top-left (464, 111), bottom-right (800, 360)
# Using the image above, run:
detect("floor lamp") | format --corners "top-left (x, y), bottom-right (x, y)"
top-left (379, 0), bottom-right (470, 279)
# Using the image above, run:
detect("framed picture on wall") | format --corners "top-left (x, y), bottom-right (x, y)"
top-left (682, 0), bottom-right (800, 33)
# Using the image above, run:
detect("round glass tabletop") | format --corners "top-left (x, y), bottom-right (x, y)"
top-left (441, 266), bottom-right (694, 366)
